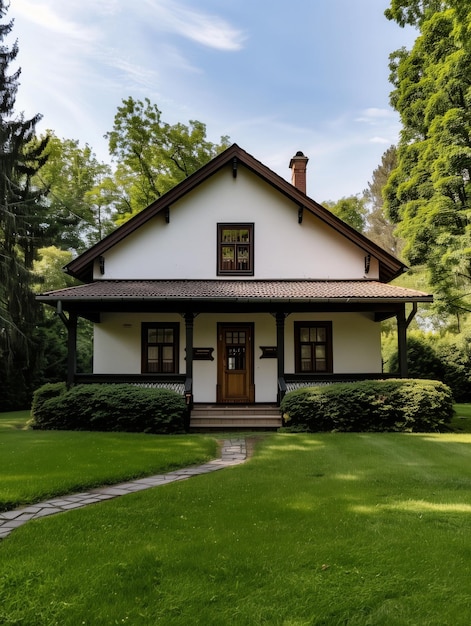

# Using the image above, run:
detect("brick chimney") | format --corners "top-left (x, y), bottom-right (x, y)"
top-left (289, 151), bottom-right (309, 194)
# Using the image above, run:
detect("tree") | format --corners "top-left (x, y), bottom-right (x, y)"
top-left (32, 247), bottom-right (92, 385)
top-left (384, 1), bottom-right (471, 318)
top-left (384, 0), bottom-right (445, 27)
top-left (35, 133), bottom-right (116, 252)
top-left (363, 145), bottom-right (402, 255)
top-left (323, 195), bottom-right (367, 232)
top-left (105, 97), bottom-right (230, 223)
top-left (0, 1), bottom-right (49, 409)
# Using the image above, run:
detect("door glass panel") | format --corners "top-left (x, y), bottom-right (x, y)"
top-left (227, 346), bottom-right (245, 370)
top-left (300, 328), bottom-right (309, 342)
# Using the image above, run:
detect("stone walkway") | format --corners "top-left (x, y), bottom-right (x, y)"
top-left (0, 438), bottom-right (247, 540)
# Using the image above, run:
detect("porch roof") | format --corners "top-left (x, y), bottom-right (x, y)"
top-left (38, 279), bottom-right (432, 305)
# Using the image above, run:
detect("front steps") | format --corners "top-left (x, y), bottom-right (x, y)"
top-left (190, 403), bottom-right (281, 431)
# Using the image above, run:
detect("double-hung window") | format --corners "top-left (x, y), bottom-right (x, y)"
top-left (217, 224), bottom-right (254, 275)
top-left (295, 322), bottom-right (333, 373)
top-left (142, 323), bottom-right (179, 373)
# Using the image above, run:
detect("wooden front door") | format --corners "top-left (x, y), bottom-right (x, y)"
top-left (217, 323), bottom-right (254, 403)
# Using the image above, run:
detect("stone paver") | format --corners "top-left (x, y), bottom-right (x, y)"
top-left (0, 438), bottom-right (246, 540)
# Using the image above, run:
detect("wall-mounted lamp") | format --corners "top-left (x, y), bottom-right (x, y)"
top-left (364, 254), bottom-right (371, 274)
top-left (98, 255), bottom-right (105, 275)
top-left (164, 207), bottom-right (170, 223)
top-left (232, 157), bottom-right (238, 178)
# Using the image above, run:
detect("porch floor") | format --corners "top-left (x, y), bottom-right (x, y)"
top-left (190, 403), bottom-right (281, 431)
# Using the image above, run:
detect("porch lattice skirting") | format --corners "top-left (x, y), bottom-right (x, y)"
top-left (130, 382), bottom-right (186, 393)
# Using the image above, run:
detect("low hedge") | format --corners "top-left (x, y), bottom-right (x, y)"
top-left (31, 383), bottom-right (187, 434)
top-left (280, 379), bottom-right (454, 432)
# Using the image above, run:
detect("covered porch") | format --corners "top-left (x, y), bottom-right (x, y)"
top-left (38, 279), bottom-right (432, 430)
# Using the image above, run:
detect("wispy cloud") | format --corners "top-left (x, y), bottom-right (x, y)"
top-left (369, 136), bottom-right (391, 144)
top-left (355, 107), bottom-right (395, 124)
top-left (144, 0), bottom-right (246, 51)
top-left (98, 51), bottom-right (161, 90)
top-left (13, 0), bottom-right (99, 42)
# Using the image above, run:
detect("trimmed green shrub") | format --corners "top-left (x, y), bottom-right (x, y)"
top-left (31, 382), bottom-right (67, 424)
top-left (31, 384), bottom-right (187, 434)
top-left (280, 379), bottom-right (453, 433)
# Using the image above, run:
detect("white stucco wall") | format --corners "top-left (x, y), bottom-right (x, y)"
top-left (94, 168), bottom-right (379, 281)
top-left (93, 311), bottom-right (382, 402)
top-left (93, 313), bottom-right (184, 375)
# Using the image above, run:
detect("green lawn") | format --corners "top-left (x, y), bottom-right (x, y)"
top-left (2, 428), bottom-right (471, 625)
top-left (451, 403), bottom-right (471, 432)
top-left (0, 409), bottom-right (31, 431)
top-left (0, 410), bottom-right (217, 512)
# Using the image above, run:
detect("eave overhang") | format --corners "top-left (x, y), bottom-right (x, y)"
top-left (37, 280), bottom-right (433, 321)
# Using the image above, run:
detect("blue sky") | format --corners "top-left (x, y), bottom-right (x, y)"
top-left (9, 0), bottom-right (416, 202)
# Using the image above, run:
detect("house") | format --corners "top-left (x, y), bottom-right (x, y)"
top-left (37, 144), bottom-right (432, 428)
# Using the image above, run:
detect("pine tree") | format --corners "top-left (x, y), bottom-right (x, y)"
top-left (0, 1), bottom-right (49, 409)
top-left (364, 145), bottom-right (402, 256)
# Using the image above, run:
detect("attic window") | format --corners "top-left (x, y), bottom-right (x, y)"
top-left (217, 223), bottom-right (254, 275)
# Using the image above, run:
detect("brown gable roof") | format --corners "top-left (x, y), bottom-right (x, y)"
top-left (65, 144), bottom-right (407, 283)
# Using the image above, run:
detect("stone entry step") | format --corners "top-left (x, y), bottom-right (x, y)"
top-left (190, 404), bottom-right (281, 430)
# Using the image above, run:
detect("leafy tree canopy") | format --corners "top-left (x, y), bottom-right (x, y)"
top-left (35, 133), bottom-right (116, 252)
top-left (323, 195), bottom-right (367, 232)
top-left (105, 97), bottom-right (230, 223)
top-left (384, 0), bottom-right (471, 317)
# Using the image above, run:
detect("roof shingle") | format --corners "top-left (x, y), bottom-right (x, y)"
top-left (38, 280), bottom-right (432, 302)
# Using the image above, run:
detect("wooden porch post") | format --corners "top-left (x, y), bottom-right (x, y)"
top-left (397, 305), bottom-right (408, 378)
top-left (276, 313), bottom-right (286, 401)
top-left (67, 311), bottom-right (78, 388)
top-left (184, 313), bottom-right (195, 406)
